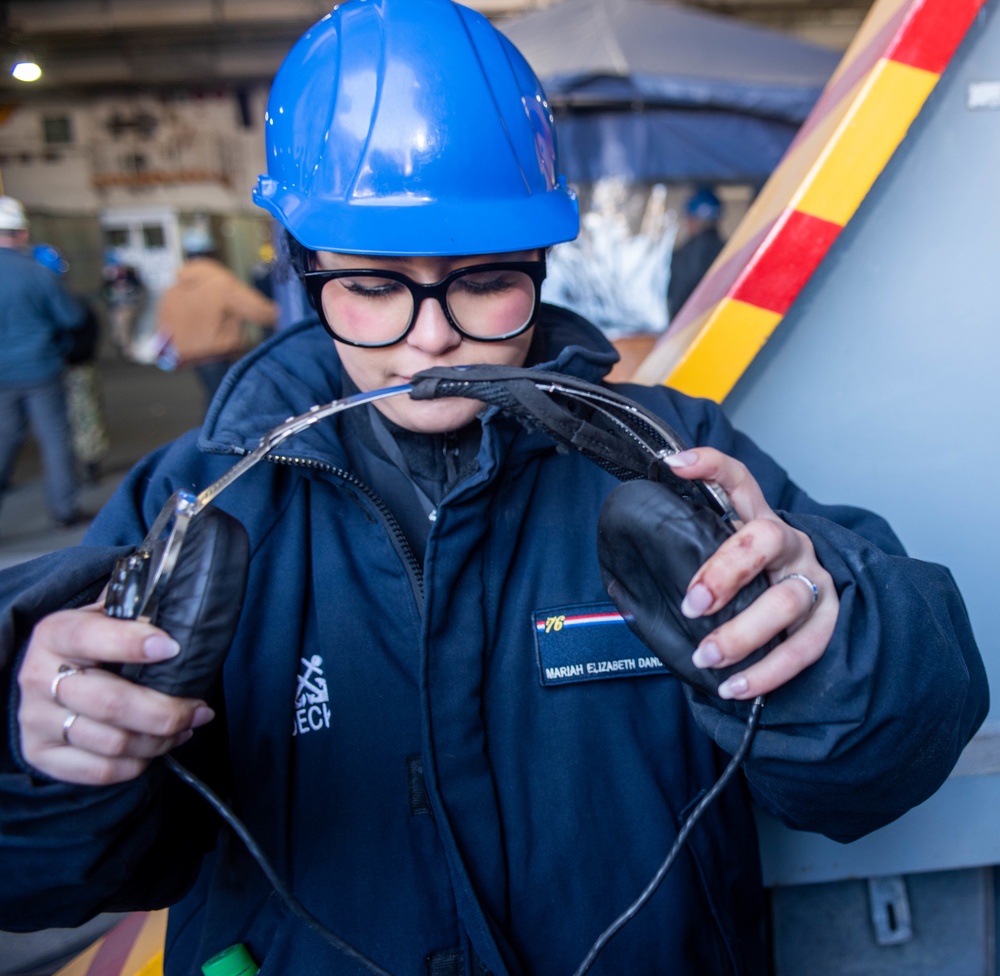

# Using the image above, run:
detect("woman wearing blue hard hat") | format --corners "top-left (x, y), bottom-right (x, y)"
top-left (0, 2), bottom-right (986, 975)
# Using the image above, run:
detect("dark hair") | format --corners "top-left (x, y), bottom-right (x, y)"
top-left (278, 229), bottom-right (313, 282)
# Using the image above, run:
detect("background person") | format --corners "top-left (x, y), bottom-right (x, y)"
top-left (33, 244), bottom-right (110, 486)
top-left (0, 199), bottom-right (88, 530)
top-left (667, 185), bottom-right (726, 319)
top-left (0, 4), bottom-right (987, 975)
top-left (153, 228), bottom-right (277, 409)
top-left (99, 253), bottom-right (145, 358)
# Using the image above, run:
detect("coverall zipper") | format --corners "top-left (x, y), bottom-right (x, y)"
top-left (265, 453), bottom-right (425, 613)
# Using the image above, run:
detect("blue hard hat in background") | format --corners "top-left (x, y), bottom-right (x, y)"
top-left (33, 243), bottom-right (68, 275)
top-left (253, 0), bottom-right (579, 256)
top-left (685, 187), bottom-right (722, 221)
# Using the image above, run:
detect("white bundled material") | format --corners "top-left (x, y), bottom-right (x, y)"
top-left (543, 181), bottom-right (677, 339)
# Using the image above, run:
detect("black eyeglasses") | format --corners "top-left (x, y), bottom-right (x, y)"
top-left (302, 259), bottom-right (546, 348)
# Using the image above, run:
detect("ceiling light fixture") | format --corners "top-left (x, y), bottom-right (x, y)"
top-left (11, 54), bottom-right (41, 82)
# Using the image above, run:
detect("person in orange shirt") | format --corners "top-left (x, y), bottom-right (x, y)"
top-left (155, 229), bottom-right (277, 409)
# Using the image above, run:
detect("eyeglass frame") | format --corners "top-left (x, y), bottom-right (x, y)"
top-left (302, 258), bottom-right (547, 348)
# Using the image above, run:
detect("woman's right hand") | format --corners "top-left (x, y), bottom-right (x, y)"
top-left (17, 604), bottom-right (214, 785)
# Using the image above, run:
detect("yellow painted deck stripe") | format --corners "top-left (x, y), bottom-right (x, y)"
top-left (121, 912), bottom-right (167, 976)
top-left (53, 912), bottom-right (167, 976)
top-left (794, 58), bottom-right (939, 226)
top-left (132, 953), bottom-right (165, 976)
top-left (53, 944), bottom-right (100, 976)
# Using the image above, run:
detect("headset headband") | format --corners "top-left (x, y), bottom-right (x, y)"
top-left (409, 364), bottom-right (737, 520)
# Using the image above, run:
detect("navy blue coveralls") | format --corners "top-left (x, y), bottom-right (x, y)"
top-left (0, 307), bottom-right (987, 975)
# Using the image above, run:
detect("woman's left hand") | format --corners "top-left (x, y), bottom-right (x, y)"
top-left (664, 447), bottom-right (839, 700)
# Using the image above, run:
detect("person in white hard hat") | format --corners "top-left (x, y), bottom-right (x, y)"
top-left (0, 197), bottom-right (89, 529)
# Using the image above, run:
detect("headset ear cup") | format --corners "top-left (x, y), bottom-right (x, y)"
top-left (597, 479), bottom-right (774, 696)
top-left (119, 507), bottom-right (250, 700)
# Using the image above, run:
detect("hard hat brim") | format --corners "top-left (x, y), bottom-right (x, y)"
top-left (255, 177), bottom-right (580, 257)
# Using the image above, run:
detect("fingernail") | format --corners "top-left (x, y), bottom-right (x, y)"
top-left (177, 730), bottom-right (194, 746)
top-left (692, 640), bottom-right (722, 668)
top-left (681, 583), bottom-right (713, 619)
top-left (192, 706), bottom-right (215, 728)
top-left (718, 675), bottom-right (749, 700)
top-left (664, 450), bottom-right (698, 468)
top-left (143, 635), bottom-right (180, 661)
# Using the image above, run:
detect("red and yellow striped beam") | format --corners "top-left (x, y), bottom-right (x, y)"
top-left (632, 0), bottom-right (988, 401)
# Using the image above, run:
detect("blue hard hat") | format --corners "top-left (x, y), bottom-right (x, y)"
top-left (253, 0), bottom-right (579, 256)
top-left (685, 187), bottom-right (721, 222)
top-left (33, 243), bottom-right (68, 275)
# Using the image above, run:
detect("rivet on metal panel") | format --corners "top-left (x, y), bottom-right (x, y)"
top-left (867, 875), bottom-right (914, 946)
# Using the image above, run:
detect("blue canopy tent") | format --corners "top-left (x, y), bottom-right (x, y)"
top-left (498, 0), bottom-right (842, 183)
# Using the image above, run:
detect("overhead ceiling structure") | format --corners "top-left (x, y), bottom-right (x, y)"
top-left (0, 0), bottom-right (872, 103)
top-left (0, 0), bottom-right (343, 101)
top-left (499, 0), bottom-right (842, 182)
top-left (501, 0), bottom-right (841, 117)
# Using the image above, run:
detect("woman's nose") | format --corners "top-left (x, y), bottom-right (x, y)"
top-left (406, 295), bottom-right (462, 355)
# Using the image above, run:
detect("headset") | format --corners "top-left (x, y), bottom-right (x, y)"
top-left (103, 365), bottom-right (771, 975)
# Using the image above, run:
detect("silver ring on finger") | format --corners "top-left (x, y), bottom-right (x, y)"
top-left (50, 663), bottom-right (88, 705)
top-left (779, 572), bottom-right (819, 609)
top-left (62, 712), bottom-right (80, 745)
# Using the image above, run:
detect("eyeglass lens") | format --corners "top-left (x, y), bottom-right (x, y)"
top-left (318, 267), bottom-right (537, 345)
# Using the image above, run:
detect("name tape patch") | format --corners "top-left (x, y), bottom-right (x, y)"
top-left (534, 603), bottom-right (669, 687)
